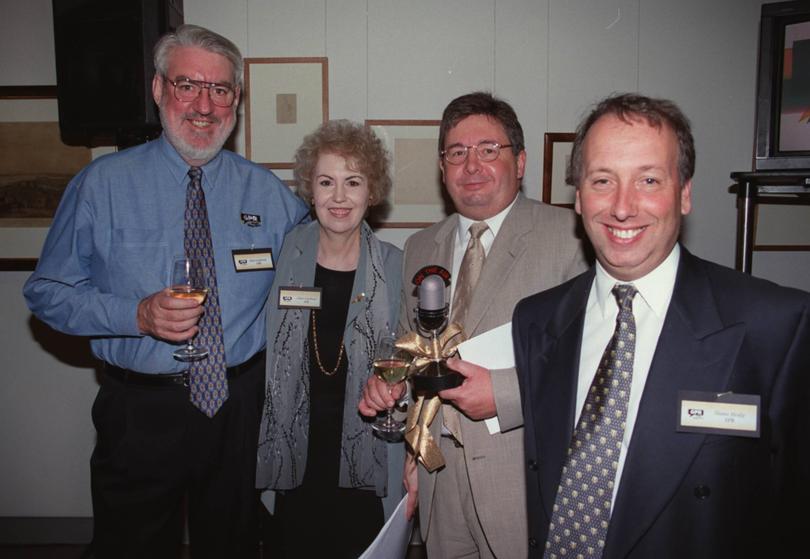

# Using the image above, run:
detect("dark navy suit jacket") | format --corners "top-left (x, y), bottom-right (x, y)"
top-left (514, 248), bottom-right (810, 558)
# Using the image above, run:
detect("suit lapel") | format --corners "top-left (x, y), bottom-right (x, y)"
top-left (431, 216), bottom-right (457, 277)
top-left (605, 251), bottom-right (745, 558)
top-left (534, 271), bottom-right (595, 521)
top-left (463, 196), bottom-right (531, 335)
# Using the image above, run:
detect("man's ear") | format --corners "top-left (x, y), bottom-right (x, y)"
top-left (516, 150), bottom-right (527, 179)
top-left (680, 179), bottom-right (693, 216)
top-left (152, 74), bottom-right (164, 106)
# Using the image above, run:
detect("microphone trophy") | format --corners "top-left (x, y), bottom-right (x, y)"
top-left (402, 266), bottom-right (465, 393)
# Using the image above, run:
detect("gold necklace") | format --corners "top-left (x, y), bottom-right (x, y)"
top-left (310, 310), bottom-right (344, 376)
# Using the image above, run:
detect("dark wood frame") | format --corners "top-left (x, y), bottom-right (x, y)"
top-left (542, 132), bottom-right (576, 208)
top-left (0, 86), bottom-right (57, 100)
top-left (0, 258), bottom-right (38, 271)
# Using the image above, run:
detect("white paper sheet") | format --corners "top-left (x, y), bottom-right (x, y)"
top-left (456, 321), bottom-right (515, 434)
top-left (358, 495), bottom-right (412, 559)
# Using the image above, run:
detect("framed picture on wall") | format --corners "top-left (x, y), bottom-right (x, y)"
top-left (542, 132), bottom-right (576, 208)
top-left (244, 57), bottom-right (329, 169)
top-left (366, 119), bottom-right (447, 228)
top-left (0, 86), bottom-right (91, 227)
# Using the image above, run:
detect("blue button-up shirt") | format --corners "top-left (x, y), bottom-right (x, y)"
top-left (24, 135), bottom-right (309, 373)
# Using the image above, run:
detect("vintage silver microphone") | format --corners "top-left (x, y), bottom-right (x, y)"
top-left (411, 271), bottom-right (461, 392)
top-left (416, 273), bottom-right (448, 334)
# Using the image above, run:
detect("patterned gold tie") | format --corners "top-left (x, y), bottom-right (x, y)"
top-left (544, 284), bottom-right (637, 559)
top-left (444, 221), bottom-right (489, 443)
top-left (185, 167), bottom-right (228, 417)
top-left (450, 221), bottom-right (489, 327)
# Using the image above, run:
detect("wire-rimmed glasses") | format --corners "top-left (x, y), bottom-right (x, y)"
top-left (164, 76), bottom-right (237, 107)
top-left (440, 141), bottom-right (515, 165)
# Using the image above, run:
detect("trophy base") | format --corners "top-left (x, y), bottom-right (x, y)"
top-left (411, 371), bottom-right (463, 393)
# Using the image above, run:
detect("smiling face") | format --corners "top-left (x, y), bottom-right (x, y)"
top-left (152, 46), bottom-right (240, 166)
top-left (575, 114), bottom-right (692, 281)
top-left (440, 114), bottom-right (526, 220)
top-left (312, 152), bottom-right (371, 239)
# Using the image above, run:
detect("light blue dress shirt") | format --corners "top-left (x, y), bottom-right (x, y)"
top-left (24, 134), bottom-right (309, 373)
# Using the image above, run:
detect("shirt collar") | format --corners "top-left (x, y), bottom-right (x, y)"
top-left (593, 243), bottom-right (680, 318)
top-left (456, 193), bottom-right (518, 244)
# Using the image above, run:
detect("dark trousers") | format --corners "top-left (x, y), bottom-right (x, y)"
top-left (90, 357), bottom-right (265, 559)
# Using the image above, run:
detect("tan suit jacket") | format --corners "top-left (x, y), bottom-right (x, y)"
top-left (401, 194), bottom-right (587, 558)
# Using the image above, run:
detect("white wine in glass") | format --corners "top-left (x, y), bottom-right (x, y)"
top-left (170, 257), bottom-right (209, 361)
top-left (373, 358), bottom-right (410, 385)
top-left (371, 333), bottom-right (411, 441)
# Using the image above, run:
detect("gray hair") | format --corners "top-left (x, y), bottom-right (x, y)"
top-left (153, 24), bottom-right (244, 90)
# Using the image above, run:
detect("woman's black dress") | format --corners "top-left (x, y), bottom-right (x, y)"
top-left (274, 264), bottom-right (383, 558)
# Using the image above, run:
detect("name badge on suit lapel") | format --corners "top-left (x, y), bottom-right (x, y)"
top-left (676, 390), bottom-right (760, 438)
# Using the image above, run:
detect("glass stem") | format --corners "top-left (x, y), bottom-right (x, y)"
top-left (386, 385), bottom-right (395, 423)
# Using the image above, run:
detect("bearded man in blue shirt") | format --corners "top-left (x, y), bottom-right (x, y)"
top-left (24, 24), bottom-right (308, 558)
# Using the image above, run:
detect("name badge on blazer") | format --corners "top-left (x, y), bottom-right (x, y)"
top-left (676, 390), bottom-right (760, 438)
top-left (278, 286), bottom-right (322, 309)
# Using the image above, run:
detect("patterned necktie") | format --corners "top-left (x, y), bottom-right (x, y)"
top-left (185, 167), bottom-right (228, 417)
top-left (450, 221), bottom-right (489, 326)
top-left (444, 221), bottom-right (490, 443)
top-left (544, 284), bottom-right (637, 559)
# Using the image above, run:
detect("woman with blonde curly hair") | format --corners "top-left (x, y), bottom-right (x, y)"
top-left (256, 120), bottom-right (404, 557)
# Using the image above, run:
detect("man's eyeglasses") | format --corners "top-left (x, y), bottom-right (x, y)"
top-left (441, 142), bottom-right (514, 165)
top-left (164, 76), bottom-right (237, 108)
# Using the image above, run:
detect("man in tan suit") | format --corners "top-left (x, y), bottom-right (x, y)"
top-left (360, 92), bottom-right (586, 558)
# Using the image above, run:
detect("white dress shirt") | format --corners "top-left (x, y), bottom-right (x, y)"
top-left (449, 194), bottom-right (518, 314)
top-left (576, 244), bottom-right (681, 506)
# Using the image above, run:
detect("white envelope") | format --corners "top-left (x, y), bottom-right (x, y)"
top-left (456, 321), bottom-right (515, 434)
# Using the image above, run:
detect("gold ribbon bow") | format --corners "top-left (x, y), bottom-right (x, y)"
top-left (396, 324), bottom-right (465, 472)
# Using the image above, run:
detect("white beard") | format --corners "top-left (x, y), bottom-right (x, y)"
top-left (159, 107), bottom-right (236, 165)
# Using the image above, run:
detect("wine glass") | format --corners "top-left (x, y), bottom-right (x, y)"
top-left (371, 333), bottom-right (412, 441)
top-left (169, 256), bottom-right (209, 361)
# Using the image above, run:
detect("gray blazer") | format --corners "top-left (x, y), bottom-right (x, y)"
top-left (258, 220), bottom-right (405, 519)
top-left (401, 194), bottom-right (587, 557)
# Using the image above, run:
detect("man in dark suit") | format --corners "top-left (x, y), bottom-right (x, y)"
top-left (514, 93), bottom-right (810, 558)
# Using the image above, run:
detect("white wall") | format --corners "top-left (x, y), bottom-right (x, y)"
top-left (3, 0), bottom-right (808, 532)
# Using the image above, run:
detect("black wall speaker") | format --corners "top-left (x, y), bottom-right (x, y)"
top-left (52, 0), bottom-right (183, 147)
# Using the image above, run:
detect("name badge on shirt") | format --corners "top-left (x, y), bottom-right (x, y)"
top-left (232, 248), bottom-right (274, 272)
top-left (278, 286), bottom-right (322, 309)
top-left (676, 390), bottom-right (760, 438)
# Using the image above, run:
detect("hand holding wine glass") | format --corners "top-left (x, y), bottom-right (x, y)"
top-left (170, 256), bottom-right (209, 361)
top-left (371, 333), bottom-right (412, 441)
